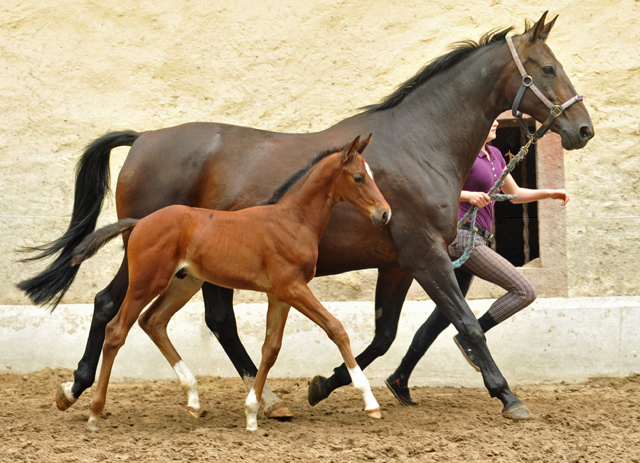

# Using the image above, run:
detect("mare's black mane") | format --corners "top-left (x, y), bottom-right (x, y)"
top-left (263, 143), bottom-right (349, 205)
top-left (367, 27), bottom-right (514, 111)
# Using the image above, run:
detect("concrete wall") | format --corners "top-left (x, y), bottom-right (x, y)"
top-left (2, 1), bottom-right (639, 307)
top-left (3, 297), bottom-right (640, 386)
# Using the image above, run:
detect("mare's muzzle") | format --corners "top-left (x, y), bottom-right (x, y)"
top-left (371, 207), bottom-right (392, 226)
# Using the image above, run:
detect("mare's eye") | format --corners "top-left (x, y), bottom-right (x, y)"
top-left (353, 174), bottom-right (365, 184)
top-left (542, 66), bottom-right (555, 76)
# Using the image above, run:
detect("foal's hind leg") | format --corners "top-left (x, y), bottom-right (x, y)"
top-left (86, 273), bottom-right (173, 431)
top-left (245, 293), bottom-right (290, 431)
top-left (138, 275), bottom-right (204, 418)
top-left (278, 282), bottom-right (380, 420)
top-left (57, 257), bottom-right (129, 411)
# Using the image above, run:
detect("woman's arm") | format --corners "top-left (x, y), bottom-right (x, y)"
top-left (501, 174), bottom-right (570, 205)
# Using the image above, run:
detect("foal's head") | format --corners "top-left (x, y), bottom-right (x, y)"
top-left (333, 135), bottom-right (391, 226)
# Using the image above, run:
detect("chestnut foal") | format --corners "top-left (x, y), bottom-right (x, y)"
top-left (71, 135), bottom-right (391, 431)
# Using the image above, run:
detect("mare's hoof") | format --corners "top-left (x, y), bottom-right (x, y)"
top-left (187, 406), bottom-right (203, 419)
top-left (308, 375), bottom-right (330, 406)
top-left (366, 407), bottom-right (382, 419)
top-left (55, 383), bottom-right (77, 411)
top-left (502, 402), bottom-right (533, 420)
top-left (264, 401), bottom-right (293, 421)
top-left (385, 377), bottom-right (418, 406)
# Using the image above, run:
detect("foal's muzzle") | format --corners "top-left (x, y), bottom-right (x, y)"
top-left (371, 207), bottom-right (392, 226)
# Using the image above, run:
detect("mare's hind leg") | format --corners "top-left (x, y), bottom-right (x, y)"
top-left (278, 282), bottom-right (380, 420)
top-left (309, 267), bottom-right (413, 406)
top-left (245, 293), bottom-right (290, 431)
top-left (138, 275), bottom-right (204, 418)
top-left (57, 257), bottom-right (129, 411)
top-left (202, 283), bottom-right (292, 420)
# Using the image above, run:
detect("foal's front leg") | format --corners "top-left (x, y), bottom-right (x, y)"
top-left (245, 293), bottom-right (290, 431)
top-left (279, 282), bottom-right (381, 420)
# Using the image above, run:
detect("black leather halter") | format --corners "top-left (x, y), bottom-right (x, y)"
top-left (506, 36), bottom-right (584, 140)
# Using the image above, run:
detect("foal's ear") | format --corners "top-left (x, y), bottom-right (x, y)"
top-left (526, 11), bottom-right (549, 43)
top-left (357, 133), bottom-right (373, 154)
top-left (340, 135), bottom-right (360, 164)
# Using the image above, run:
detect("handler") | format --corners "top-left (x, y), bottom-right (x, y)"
top-left (386, 119), bottom-right (570, 406)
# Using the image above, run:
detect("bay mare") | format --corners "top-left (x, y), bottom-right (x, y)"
top-left (69, 137), bottom-right (391, 431)
top-left (19, 12), bottom-right (593, 420)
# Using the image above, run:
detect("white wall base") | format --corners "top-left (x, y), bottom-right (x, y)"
top-left (2, 296), bottom-right (639, 387)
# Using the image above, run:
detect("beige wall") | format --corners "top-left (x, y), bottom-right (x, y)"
top-left (1, 0), bottom-right (639, 306)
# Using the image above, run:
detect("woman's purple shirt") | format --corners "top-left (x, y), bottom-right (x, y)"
top-left (457, 145), bottom-right (506, 232)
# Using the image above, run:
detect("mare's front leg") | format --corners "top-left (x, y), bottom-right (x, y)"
top-left (279, 282), bottom-right (381, 420)
top-left (309, 267), bottom-right (413, 405)
top-left (245, 294), bottom-right (290, 431)
top-left (56, 257), bottom-right (129, 411)
top-left (400, 242), bottom-right (531, 419)
top-left (201, 283), bottom-right (292, 420)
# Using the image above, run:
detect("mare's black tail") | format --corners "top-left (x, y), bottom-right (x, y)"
top-left (16, 130), bottom-right (141, 308)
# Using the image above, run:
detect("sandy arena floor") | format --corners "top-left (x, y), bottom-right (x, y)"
top-left (1, 368), bottom-right (640, 462)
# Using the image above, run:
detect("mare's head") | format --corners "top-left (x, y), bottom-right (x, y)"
top-left (506, 11), bottom-right (594, 149)
top-left (334, 135), bottom-right (391, 226)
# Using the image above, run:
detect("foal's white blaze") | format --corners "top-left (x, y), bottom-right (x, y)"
top-left (348, 365), bottom-right (379, 413)
top-left (244, 388), bottom-right (260, 431)
top-left (173, 360), bottom-right (200, 414)
top-left (364, 161), bottom-right (374, 180)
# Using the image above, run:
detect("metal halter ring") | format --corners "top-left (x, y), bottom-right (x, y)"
top-left (522, 74), bottom-right (534, 87)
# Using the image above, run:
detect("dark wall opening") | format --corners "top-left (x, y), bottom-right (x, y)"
top-left (491, 125), bottom-right (539, 267)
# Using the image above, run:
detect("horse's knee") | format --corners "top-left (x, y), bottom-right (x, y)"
top-left (103, 322), bottom-right (128, 352)
top-left (137, 311), bottom-right (160, 337)
top-left (93, 289), bottom-right (120, 324)
top-left (326, 320), bottom-right (350, 347)
top-left (370, 329), bottom-right (397, 357)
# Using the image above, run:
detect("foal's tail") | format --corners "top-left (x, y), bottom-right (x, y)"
top-left (71, 219), bottom-right (139, 267)
top-left (16, 130), bottom-right (141, 308)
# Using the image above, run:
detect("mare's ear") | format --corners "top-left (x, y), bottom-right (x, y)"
top-left (524, 11), bottom-right (549, 43)
top-left (538, 14), bottom-right (558, 42)
top-left (340, 135), bottom-right (360, 164)
top-left (357, 133), bottom-right (373, 154)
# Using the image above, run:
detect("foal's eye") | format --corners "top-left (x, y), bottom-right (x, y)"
top-left (542, 66), bottom-right (555, 76)
top-left (353, 174), bottom-right (365, 184)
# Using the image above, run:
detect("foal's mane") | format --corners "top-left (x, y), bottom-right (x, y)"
top-left (366, 27), bottom-right (514, 111)
top-left (262, 143), bottom-right (350, 205)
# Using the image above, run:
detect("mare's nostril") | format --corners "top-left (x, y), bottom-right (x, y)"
top-left (580, 125), bottom-right (593, 140)
top-left (381, 212), bottom-right (388, 224)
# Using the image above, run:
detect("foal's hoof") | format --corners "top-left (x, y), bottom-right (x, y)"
top-left (502, 402), bottom-right (533, 420)
top-left (55, 383), bottom-right (77, 411)
top-left (85, 419), bottom-right (100, 432)
top-left (264, 401), bottom-right (293, 421)
top-left (366, 407), bottom-right (382, 419)
top-left (188, 406), bottom-right (203, 419)
top-left (308, 375), bottom-right (330, 406)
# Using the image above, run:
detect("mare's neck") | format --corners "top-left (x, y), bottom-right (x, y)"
top-left (388, 41), bottom-right (514, 185)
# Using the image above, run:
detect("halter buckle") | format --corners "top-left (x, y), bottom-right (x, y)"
top-left (551, 105), bottom-right (563, 117)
